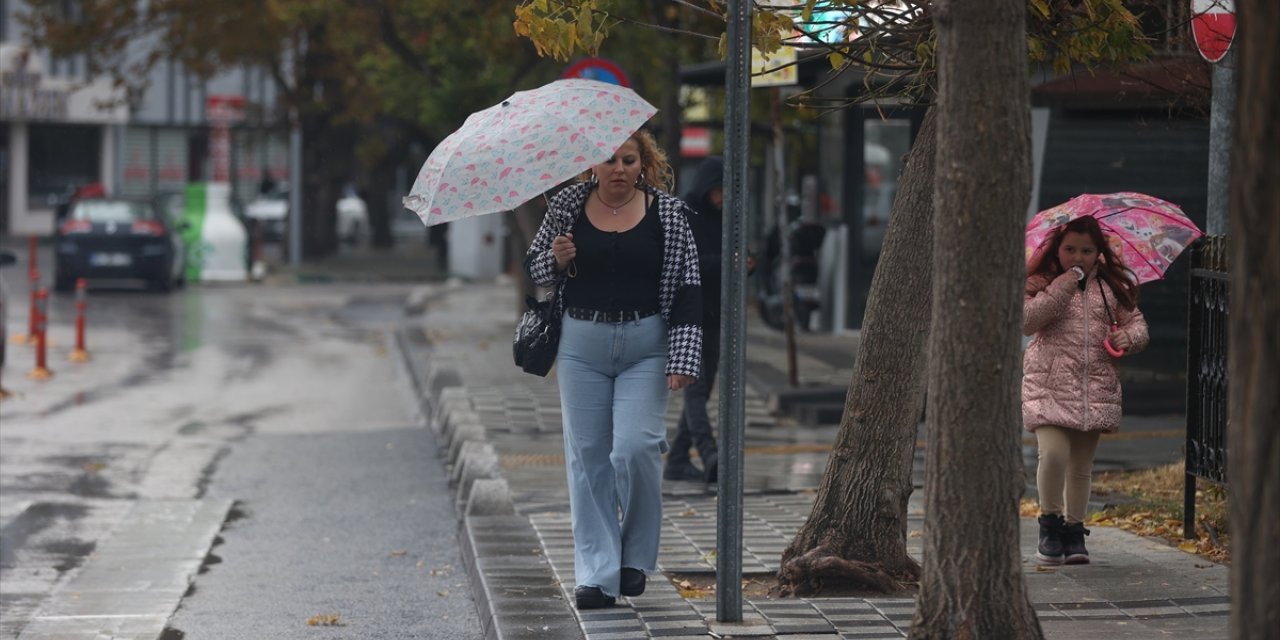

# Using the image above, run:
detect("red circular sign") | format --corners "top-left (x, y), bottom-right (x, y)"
top-left (1191, 0), bottom-right (1236, 63)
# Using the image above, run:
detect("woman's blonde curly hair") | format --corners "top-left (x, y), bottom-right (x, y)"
top-left (580, 129), bottom-right (674, 194)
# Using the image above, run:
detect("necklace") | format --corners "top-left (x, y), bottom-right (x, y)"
top-left (596, 188), bottom-right (639, 215)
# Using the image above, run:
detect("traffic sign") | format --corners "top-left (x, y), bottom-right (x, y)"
top-left (561, 58), bottom-right (631, 87)
top-left (1191, 0), bottom-right (1236, 63)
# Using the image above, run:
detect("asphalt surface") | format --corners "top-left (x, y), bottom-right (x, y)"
top-left (1, 237), bottom-right (476, 639)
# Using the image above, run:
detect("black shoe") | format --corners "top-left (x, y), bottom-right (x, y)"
top-left (1062, 521), bottom-right (1091, 564)
top-left (664, 459), bottom-right (704, 482)
top-left (703, 451), bottom-right (718, 484)
top-left (620, 568), bottom-right (646, 597)
top-left (1036, 513), bottom-right (1065, 565)
top-left (574, 585), bottom-right (615, 610)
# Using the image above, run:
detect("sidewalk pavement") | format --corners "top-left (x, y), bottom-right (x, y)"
top-left (401, 280), bottom-right (1226, 640)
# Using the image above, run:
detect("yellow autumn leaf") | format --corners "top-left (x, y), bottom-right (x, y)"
top-left (1178, 541), bottom-right (1199, 553)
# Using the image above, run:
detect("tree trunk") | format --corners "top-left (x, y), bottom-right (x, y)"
top-left (910, 0), bottom-right (1040, 638)
top-left (362, 124), bottom-right (410, 250)
top-left (776, 109), bottom-right (936, 596)
top-left (300, 119), bottom-right (355, 259)
top-left (1228, 2), bottom-right (1280, 637)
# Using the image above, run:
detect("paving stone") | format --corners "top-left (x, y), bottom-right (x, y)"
top-left (706, 621), bottom-right (776, 637)
top-left (837, 627), bottom-right (904, 638)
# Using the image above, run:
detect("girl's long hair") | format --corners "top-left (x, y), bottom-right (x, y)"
top-left (1028, 216), bottom-right (1139, 310)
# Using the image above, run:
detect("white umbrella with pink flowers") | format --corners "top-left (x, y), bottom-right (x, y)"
top-left (403, 79), bottom-right (657, 226)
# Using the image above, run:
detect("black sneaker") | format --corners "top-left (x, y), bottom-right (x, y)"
top-left (1062, 521), bottom-right (1090, 564)
top-left (1036, 513), bottom-right (1066, 565)
top-left (620, 567), bottom-right (646, 597)
top-left (664, 459), bottom-right (704, 482)
top-left (574, 585), bottom-right (615, 609)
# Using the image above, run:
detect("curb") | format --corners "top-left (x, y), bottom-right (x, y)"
top-left (395, 321), bottom-right (582, 640)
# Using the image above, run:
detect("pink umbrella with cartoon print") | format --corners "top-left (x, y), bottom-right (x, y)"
top-left (1026, 192), bottom-right (1203, 358)
top-left (402, 79), bottom-right (657, 226)
top-left (1025, 192), bottom-right (1204, 285)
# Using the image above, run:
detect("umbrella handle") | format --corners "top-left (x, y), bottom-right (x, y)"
top-left (1104, 324), bottom-right (1126, 358)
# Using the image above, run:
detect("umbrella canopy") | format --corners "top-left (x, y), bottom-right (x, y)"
top-left (403, 79), bottom-right (657, 226)
top-left (1025, 192), bottom-right (1204, 284)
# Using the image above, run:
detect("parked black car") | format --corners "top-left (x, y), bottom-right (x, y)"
top-left (53, 198), bottom-right (187, 292)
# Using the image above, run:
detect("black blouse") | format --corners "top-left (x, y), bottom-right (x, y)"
top-left (562, 193), bottom-right (663, 313)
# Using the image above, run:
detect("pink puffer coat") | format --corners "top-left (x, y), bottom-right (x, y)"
top-left (1022, 272), bottom-right (1149, 433)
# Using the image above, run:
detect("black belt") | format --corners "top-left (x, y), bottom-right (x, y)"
top-left (566, 307), bottom-right (660, 323)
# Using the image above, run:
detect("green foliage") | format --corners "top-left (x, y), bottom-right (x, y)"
top-left (512, 0), bottom-right (1159, 106)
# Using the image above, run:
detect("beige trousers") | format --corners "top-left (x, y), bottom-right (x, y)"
top-left (1035, 425), bottom-right (1102, 524)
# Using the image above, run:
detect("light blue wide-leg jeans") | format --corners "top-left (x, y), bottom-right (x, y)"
top-left (557, 314), bottom-right (670, 598)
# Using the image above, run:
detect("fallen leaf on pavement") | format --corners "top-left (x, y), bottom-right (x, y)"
top-left (389, 550), bottom-right (408, 557)
top-left (307, 613), bottom-right (343, 626)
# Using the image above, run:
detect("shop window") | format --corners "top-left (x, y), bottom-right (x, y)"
top-left (26, 123), bottom-right (100, 209)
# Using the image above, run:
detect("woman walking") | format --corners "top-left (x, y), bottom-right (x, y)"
top-left (1023, 215), bottom-right (1148, 565)
top-left (525, 129), bottom-right (703, 609)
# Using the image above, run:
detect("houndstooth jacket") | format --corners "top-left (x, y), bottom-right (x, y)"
top-left (524, 181), bottom-right (704, 379)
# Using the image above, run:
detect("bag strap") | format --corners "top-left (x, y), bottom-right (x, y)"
top-left (1096, 277), bottom-right (1116, 327)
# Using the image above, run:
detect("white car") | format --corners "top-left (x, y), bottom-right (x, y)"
top-left (244, 193), bottom-right (289, 242)
top-left (336, 194), bottom-right (368, 245)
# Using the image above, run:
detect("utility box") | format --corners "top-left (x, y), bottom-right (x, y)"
top-left (446, 214), bottom-right (504, 280)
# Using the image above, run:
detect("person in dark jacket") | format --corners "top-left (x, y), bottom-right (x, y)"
top-left (665, 156), bottom-right (726, 483)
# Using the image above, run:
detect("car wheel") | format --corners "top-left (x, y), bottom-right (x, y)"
top-left (150, 276), bottom-right (173, 293)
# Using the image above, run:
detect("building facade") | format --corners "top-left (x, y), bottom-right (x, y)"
top-left (1, 1), bottom-right (288, 238)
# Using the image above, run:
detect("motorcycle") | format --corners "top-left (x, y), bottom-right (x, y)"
top-left (757, 219), bottom-right (826, 332)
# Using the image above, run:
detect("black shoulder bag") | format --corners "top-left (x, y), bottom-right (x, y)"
top-left (513, 200), bottom-right (580, 376)
top-left (513, 277), bottom-right (566, 377)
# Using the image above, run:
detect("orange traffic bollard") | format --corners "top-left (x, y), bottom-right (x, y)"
top-left (70, 279), bottom-right (90, 362)
top-left (28, 288), bottom-right (53, 380)
top-left (27, 235), bottom-right (37, 277)
top-left (21, 268), bottom-right (40, 345)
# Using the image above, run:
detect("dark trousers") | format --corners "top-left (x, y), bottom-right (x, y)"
top-left (669, 324), bottom-right (720, 464)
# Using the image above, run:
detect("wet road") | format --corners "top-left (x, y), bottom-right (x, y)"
top-left (0, 274), bottom-right (478, 639)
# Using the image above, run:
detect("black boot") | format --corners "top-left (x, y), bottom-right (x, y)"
top-left (574, 586), bottom-right (615, 610)
top-left (620, 567), bottom-right (646, 597)
top-left (1062, 521), bottom-right (1091, 564)
top-left (1036, 514), bottom-right (1066, 565)
top-left (664, 456), bottom-right (704, 482)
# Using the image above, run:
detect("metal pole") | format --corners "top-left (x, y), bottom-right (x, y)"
top-left (289, 117), bottom-right (303, 265)
top-left (1206, 50), bottom-right (1233, 236)
top-left (717, 0), bottom-right (751, 623)
top-left (772, 88), bottom-right (798, 386)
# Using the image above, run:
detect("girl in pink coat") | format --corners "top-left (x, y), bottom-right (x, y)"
top-left (1023, 215), bottom-right (1149, 565)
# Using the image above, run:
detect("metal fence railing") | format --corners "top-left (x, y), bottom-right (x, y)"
top-left (1183, 235), bottom-right (1229, 539)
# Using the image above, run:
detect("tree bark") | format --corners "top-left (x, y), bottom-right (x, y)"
top-left (1228, 2), bottom-right (1280, 637)
top-left (910, 0), bottom-right (1040, 637)
top-left (300, 116), bottom-right (346, 259)
top-left (776, 109), bottom-right (936, 596)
